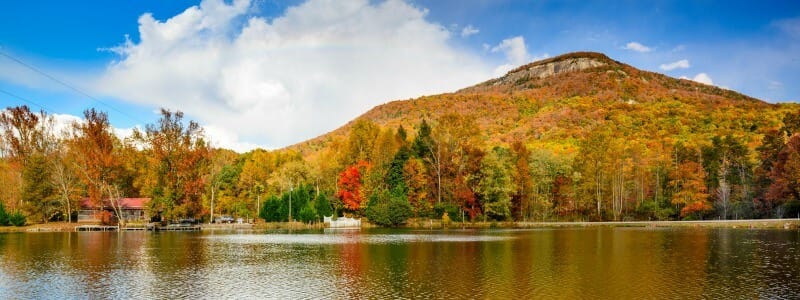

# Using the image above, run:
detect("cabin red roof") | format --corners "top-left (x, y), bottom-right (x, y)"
top-left (80, 198), bottom-right (150, 210)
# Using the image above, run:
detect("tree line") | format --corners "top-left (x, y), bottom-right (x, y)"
top-left (2, 104), bottom-right (799, 226)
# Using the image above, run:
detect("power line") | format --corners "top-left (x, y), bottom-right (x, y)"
top-left (0, 88), bottom-right (55, 113)
top-left (0, 49), bottom-right (145, 124)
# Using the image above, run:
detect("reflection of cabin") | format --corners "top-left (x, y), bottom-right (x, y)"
top-left (78, 198), bottom-right (150, 223)
top-left (323, 216), bottom-right (361, 228)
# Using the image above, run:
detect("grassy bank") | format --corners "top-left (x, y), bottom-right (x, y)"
top-left (402, 218), bottom-right (800, 229)
top-left (3, 218), bottom-right (799, 233)
top-left (0, 222), bottom-right (81, 233)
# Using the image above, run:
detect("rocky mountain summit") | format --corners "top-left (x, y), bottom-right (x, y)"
top-left (493, 53), bottom-right (610, 85)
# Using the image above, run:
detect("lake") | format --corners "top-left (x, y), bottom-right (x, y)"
top-left (1, 227), bottom-right (798, 299)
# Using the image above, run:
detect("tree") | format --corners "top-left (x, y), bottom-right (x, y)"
top-left (701, 135), bottom-right (752, 219)
top-left (411, 119), bottom-right (432, 158)
top-left (207, 149), bottom-right (238, 223)
top-left (766, 134), bottom-right (800, 217)
top-left (336, 161), bottom-right (370, 213)
top-left (134, 109), bottom-right (209, 220)
top-left (365, 189), bottom-right (413, 226)
top-left (51, 135), bottom-right (80, 222)
top-left (0, 105), bottom-right (51, 163)
top-left (71, 109), bottom-right (119, 203)
top-left (314, 193), bottom-right (333, 219)
top-left (344, 119), bottom-right (380, 166)
top-left (0, 159), bottom-right (23, 214)
top-left (427, 113), bottom-right (483, 213)
top-left (0, 106), bottom-right (57, 220)
top-left (529, 149), bottom-right (571, 221)
top-left (755, 129), bottom-right (784, 215)
top-left (475, 147), bottom-right (516, 221)
top-left (71, 109), bottom-right (133, 225)
top-left (260, 195), bottom-right (282, 222)
top-left (0, 203), bottom-right (9, 226)
top-left (671, 161), bottom-right (711, 219)
top-left (403, 158), bottom-right (432, 217)
top-left (510, 141), bottom-right (532, 221)
top-left (23, 154), bottom-right (57, 222)
top-left (386, 146), bottom-right (410, 193)
top-left (575, 129), bottom-right (612, 219)
top-left (412, 119), bottom-right (443, 204)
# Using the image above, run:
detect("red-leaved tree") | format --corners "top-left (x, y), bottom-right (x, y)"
top-left (336, 161), bottom-right (371, 212)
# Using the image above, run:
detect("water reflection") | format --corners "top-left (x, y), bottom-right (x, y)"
top-left (0, 228), bottom-right (798, 299)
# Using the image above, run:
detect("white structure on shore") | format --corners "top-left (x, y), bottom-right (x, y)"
top-left (323, 216), bottom-right (361, 228)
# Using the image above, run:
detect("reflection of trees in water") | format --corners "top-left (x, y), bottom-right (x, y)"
top-left (0, 230), bottom-right (798, 298)
top-left (335, 234), bottom-right (365, 298)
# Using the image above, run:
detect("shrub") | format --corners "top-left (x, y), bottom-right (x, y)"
top-left (434, 203), bottom-right (463, 222)
top-left (314, 193), bottom-right (333, 219)
top-left (0, 203), bottom-right (9, 226)
top-left (366, 191), bottom-right (413, 227)
top-left (9, 211), bottom-right (26, 227)
top-left (298, 204), bottom-right (317, 223)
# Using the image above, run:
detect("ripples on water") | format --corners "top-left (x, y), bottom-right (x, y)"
top-left (0, 228), bottom-right (798, 299)
top-left (204, 232), bottom-right (515, 245)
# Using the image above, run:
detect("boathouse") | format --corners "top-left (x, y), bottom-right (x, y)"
top-left (78, 198), bottom-right (151, 223)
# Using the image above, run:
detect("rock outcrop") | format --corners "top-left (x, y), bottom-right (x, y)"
top-left (459, 52), bottom-right (616, 93)
top-left (495, 56), bottom-right (608, 85)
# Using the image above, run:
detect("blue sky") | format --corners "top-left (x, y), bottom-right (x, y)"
top-left (0, 0), bottom-right (798, 151)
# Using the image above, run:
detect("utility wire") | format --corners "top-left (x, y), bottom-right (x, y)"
top-left (0, 49), bottom-right (145, 124)
top-left (0, 87), bottom-right (55, 113)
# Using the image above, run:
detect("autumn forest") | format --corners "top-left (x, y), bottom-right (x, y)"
top-left (2, 52), bottom-right (800, 226)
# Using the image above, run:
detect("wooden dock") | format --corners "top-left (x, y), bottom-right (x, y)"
top-left (74, 223), bottom-right (201, 232)
top-left (153, 224), bottom-right (201, 231)
top-left (75, 225), bottom-right (118, 232)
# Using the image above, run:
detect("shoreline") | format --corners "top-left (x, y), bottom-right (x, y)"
top-left (406, 218), bottom-right (800, 229)
top-left (3, 218), bottom-right (799, 233)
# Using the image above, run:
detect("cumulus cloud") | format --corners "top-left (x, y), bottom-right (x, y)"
top-left (623, 41), bottom-right (653, 53)
top-left (47, 113), bottom-right (136, 142)
top-left (93, 0), bottom-right (496, 151)
top-left (659, 59), bottom-right (690, 71)
top-left (490, 36), bottom-right (548, 76)
top-left (681, 73), bottom-right (714, 85)
top-left (461, 25), bottom-right (479, 37)
top-left (492, 36), bottom-right (529, 65)
top-left (692, 73), bottom-right (713, 85)
top-left (51, 113), bottom-right (83, 135)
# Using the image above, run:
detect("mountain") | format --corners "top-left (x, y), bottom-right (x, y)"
top-left (289, 51), bottom-right (793, 157)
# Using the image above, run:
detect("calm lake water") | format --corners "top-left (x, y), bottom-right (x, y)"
top-left (1, 227), bottom-right (798, 299)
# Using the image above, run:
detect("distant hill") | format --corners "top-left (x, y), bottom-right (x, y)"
top-left (289, 51), bottom-right (794, 157)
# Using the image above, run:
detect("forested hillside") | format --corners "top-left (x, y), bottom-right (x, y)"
top-left (2, 52), bottom-right (799, 226)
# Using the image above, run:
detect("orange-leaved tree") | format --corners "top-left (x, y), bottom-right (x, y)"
top-left (670, 161), bottom-right (712, 218)
top-left (336, 160), bottom-right (371, 213)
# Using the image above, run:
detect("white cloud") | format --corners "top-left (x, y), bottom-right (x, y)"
top-left (51, 113), bottom-right (83, 136)
top-left (93, 0), bottom-right (496, 150)
top-left (681, 73), bottom-right (713, 85)
top-left (693, 73), bottom-right (713, 85)
top-left (461, 25), bottom-right (479, 37)
top-left (623, 41), bottom-right (653, 53)
top-left (490, 36), bottom-right (548, 76)
top-left (659, 59), bottom-right (690, 71)
top-left (49, 113), bottom-right (137, 143)
top-left (492, 36), bottom-right (529, 65)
